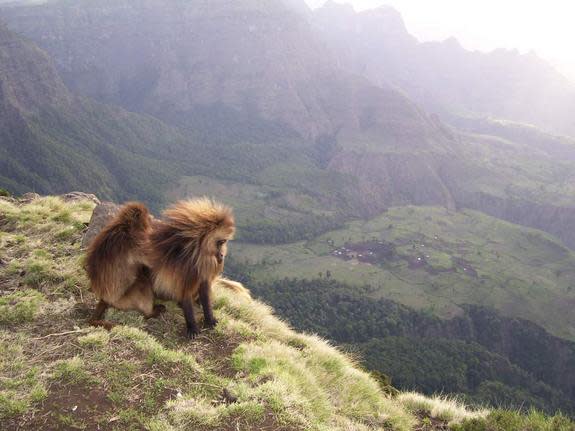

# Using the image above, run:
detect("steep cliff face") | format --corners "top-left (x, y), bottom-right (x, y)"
top-left (1, 0), bottom-right (441, 142)
top-left (313, 3), bottom-right (575, 138)
top-left (327, 150), bottom-right (457, 215)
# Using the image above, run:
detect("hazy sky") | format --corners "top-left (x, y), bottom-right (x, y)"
top-left (305, 0), bottom-right (575, 79)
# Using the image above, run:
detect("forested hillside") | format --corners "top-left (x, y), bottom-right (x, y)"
top-left (0, 23), bottom-right (198, 207)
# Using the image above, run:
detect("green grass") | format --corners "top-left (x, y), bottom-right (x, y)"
top-left (0, 333), bottom-right (48, 419)
top-left (0, 197), bottom-right (94, 299)
top-left (52, 357), bottom-right (95, 385)
top-left (233, 206), bottom-right (575, 341)
top-left (0, 197), bottom-right (419, 430)
top-left (0, 290), bottom-right (44, 324)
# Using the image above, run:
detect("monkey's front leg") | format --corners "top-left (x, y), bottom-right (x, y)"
top-left (182, 290), bottom-right (200, 339)
top-left (199, 281), bottom-right (218, 329)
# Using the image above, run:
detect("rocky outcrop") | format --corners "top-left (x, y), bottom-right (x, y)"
top-left (81, 202), bottom-right (118, 249)
top-left (61, 192), bottom-right (100, 205)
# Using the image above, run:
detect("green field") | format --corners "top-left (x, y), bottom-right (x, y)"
top-left (230, 206), bottom-right (575, 341)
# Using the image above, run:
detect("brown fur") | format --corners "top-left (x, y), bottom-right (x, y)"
top-left (149, 198), bottom-right (235, 338)
top-left (85, 203), bottom-right (162, 325)
top-left (85, 198), bottom-right (238, 339)
top-left (215, 277), bottom-right (251, 300)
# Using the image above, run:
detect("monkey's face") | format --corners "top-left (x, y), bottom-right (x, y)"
top-left (216, 239), bottom-right (228, 265)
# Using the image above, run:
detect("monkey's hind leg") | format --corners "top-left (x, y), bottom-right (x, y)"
top-left (115, 271), bottom-right (165, 319)
top-left (89, 300), bottom-right (115, 330)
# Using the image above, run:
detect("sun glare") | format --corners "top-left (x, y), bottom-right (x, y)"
top-left (307, 0), bottom-right (575, 80)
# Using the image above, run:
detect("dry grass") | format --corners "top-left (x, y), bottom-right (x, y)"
top-left (398, 392), bottom-right (489, 425)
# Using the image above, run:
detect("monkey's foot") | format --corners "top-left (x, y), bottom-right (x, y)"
top-left (146, 304), bottom-right (167, 319)
top-left (186, 325), bottom-right (200, 339)
top-left (90, 319), bottom-right (115, 331)
top-left (204, 318), bottom-right (219, 329)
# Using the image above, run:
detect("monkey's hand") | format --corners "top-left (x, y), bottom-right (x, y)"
top-left (146, 304), bottom-right (166, 319)
top-left (204, 317), bottom-right (219, 329)
top-left (153, 304), bottom-right (167, 315)
top-left (187, 324), bottom-right (200, 339)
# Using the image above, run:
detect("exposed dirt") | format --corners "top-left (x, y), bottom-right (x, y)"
top-left (9, 382), bottom-right (116, 431)
top-left (186, 333), bottom-right (244, 378)
top-left (414, 411), bottom-right (450, 431)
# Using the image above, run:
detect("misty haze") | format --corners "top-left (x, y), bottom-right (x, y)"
top-left (0, 1), bottom-right (574, 430)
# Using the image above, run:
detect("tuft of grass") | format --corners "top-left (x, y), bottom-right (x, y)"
top-left (77, 329), bottom-right (110, 347)
top-left (111, 326), bottom-right (199, 369)
top-left (398, 392), bottom-right (488, 425)
top-left (169, 397), bottom-right (265, 429)
top-left (52, 357), bottom-right (94, 385)
top-left (0, 393), bottom-right (28, 418)
top-left (0, 290), bottom-right (44, 324)
top-left (55, 226), bottom-right (79, 241)
top-left (50, 207), bottom-right (73, 223)
top-left (22, 257), bottom-right (61, 287)
top-left (29, 384), bottom-right (48, 403)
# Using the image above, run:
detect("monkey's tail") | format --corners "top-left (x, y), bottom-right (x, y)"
top-left (215, 277), bottom-right (252, 300)
top-left (118, 202), bottom-right (150, 228)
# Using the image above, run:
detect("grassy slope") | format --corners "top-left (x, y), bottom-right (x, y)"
top-left (232, 206), bottom-right (575, 341)
top-left (1, 197), bottom-right (573, 430)
top-left (0, 196), bottom-right (488, 431)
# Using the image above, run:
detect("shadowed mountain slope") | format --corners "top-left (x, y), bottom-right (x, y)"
top-left (0, 23), bottom-right (206, 206)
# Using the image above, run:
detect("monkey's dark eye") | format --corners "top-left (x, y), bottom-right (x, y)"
top-left (217, 240), bottom-right (227, 248)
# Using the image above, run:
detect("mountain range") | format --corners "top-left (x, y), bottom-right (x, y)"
top-left (313, 1), bottom-right (575, 137)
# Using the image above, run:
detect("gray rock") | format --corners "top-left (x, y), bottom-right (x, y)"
top-left (0, 196), bottom-right (17, 204)
top-left (81, 202), bottom-right (119, 249)
top-left (20, 192), bottom-right (41, 202)
top-left (61, 192), bottom-right (101, 205)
